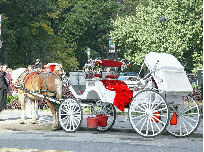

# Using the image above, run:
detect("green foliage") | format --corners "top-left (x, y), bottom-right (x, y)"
top-left (47, 36), bottom-right (79, 71)
top-left (55, 0), bottom-right (124, 68)
top-left (1, 0), bottom-right (57, 67)
top-left (111, 0), bottom-right (203, 73)
top-left (6, 95), bottom-right (18, 104)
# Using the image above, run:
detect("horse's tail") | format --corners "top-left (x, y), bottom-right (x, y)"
top-left (55, 78), bottom-right (62, 99)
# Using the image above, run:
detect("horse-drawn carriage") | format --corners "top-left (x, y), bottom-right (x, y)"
top-left (11, 53), bottom-right (201, 137)
top-left (58, 52), bottom-right (201, 137)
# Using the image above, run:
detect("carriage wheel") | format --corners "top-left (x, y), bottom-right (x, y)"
top-left (166, 95), bottom-right (201, 137)
top-left (129, 89), bottom-right (169, 137)
top-left (92, 101), bottom-right (116, 131)
top-left (59, 98), bottom-right (82, 132)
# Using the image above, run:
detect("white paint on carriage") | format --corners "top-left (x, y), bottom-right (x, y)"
top-left (69, 79), bottom-right (116, 103)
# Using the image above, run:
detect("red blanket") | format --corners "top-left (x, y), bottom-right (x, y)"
top-left (25, 72), bottom-right (39, 82)
top-left (107, 84), bottom-right (133, 112)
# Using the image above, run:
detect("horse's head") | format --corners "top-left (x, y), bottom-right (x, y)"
top-left (53, 65), bottom-right (65, 76)
top-left (6, 68), bottom-right (13, 75)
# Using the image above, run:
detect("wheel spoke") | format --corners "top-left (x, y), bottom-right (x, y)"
top-left (139, 99), bottom-right (147, 110)
top-left (61, 115), bottom-right (68, 121)
top-left (60, 113), bottom-right (68, 116)
top-left (154, 114), bottom-right (168, 118)
top-left (152, 119), bottom-right (161, 132)
top-left (134, 114), bottom-right (147, 127)
top-left (182, 113), bottom-right (199, 116)
top-left (152, 115), bottom-right (166, 125)
top-left (182, 99), bottom-right (193, 111)
top-left (131, 114), bottom-right (146, 120)
top-left (140, 116), bottom-right (147, 132)
top-left (149, 92), bottom-right (152, 109)
top-left (72, 109), bottom-right (81, 115)
top-left (170, 105), bottom-right (177, 113)
top-left (153, 107), bottom-right (167, 113)
top-left (179, 117), bottom-right (182, 135)
top-left (72, 118), bottom-right (78, 128)
top-left (182, 106), bottom-right (198, 114)
top-left (135, 101), bottom-right (146, 112)
top-left (131, 110), bottom-right (146, 114)
top-left (183, 115), bottom-right (199, 122)
top-left (181, 117), bottom-right (189, 135)
top-left (69, 118), bottom-right (72, 130)
top-left (152, 101), bottom-right (165, 111)
top-left (65, 118), bottom-right (69, 129)
top-left (181, 116), bottom-right (195, 129)
top-left (150, 95), bottom-right (161, 109)
top-left (146, 117), bottom-right (150, 135)
top-left (150, 119), bottom-right (154, 135)
top-left (61, 107), bottom-right (68, 113)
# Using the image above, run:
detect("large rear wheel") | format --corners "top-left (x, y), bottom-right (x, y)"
top-left (166, 95), bottom-right (201, 137)
top-left (129, 89), bottom-right (169, 137)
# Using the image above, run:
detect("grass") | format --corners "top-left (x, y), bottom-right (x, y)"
top-left (38, 108), bottom-right (51, 112)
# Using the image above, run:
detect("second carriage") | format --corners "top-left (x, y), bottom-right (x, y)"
top-left (59, 52), bottom-right (201, 138)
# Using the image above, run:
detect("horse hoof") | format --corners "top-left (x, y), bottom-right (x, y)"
top-left (31, 119), bottom-right (36, 124)
top-left (52, 122), bottom-right (60, 131)
top-left (52, 125), bottom-right (58, 131)
top-left (19, 120), bottom-right (24, 124)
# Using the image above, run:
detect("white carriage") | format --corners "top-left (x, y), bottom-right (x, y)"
top-left (59, 52), bottom-right (201, 137)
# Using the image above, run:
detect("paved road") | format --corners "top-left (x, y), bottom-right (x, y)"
top-left (0, 110), bottom-right (203, 152)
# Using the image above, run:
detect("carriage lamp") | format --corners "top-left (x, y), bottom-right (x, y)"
top-left (87, 48), bottom-right (91, 63)
top-left (87, 48), bottom-right (91, 79)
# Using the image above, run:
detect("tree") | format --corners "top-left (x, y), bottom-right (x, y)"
top-left (54, 0), bottom-right (124, 69)
top-left (111, 0), bottom-right (203, 73)
top-left (1, 0), bottom-right (57, 67)
top-left (47, 36), bottom-right (78, 72)
top-left (1, 0), bottom-right (78, 71)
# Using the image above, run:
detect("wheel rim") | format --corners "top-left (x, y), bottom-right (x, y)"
top-left (166, 96), bottom-right (200, 137)
top-left (129, 90), bottom-right (169, 137)
top-left (59, 98), bottom-right (82, 132)
top-left (92, 102), bottom-right (116, 131)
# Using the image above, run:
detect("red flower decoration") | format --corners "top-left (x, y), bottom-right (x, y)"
top-left (107, 83), bottom-right (133, 112)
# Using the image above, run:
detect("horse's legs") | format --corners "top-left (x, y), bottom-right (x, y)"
top-left (47, 101), bottom-right (59, 131)
top-left (18, 91), bottom-right (25, 124)
top-left (30, 99), bottom-right (37, 124)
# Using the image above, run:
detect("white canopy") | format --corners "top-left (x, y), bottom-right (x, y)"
top-left (144, 52), bottom-right (184, 72)
top-left (144, 52), bottom-right (192, 92)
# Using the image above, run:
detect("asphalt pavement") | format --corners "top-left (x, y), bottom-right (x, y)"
top-left (0, 110), bottom-right (203, 152)
top-left (0, 110), bottom-right (203, 136)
